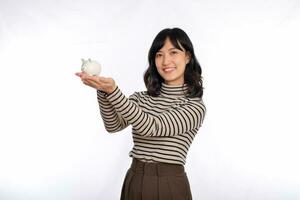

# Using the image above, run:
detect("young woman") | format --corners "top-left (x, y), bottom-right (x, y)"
top-left (76, 27), bottom-right (206, 200)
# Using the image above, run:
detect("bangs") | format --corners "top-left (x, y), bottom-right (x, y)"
top-left (152, 35), bottom-right (185, 54)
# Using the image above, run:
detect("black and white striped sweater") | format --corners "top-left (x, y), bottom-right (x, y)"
top-left (97, 82), bottom-right (206, 165)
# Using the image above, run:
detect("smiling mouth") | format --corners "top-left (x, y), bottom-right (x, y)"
top-left (163, 67), bottom-right (176, 72)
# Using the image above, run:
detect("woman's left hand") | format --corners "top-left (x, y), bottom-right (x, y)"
top-left (75, 72), bottom-right (117, 94)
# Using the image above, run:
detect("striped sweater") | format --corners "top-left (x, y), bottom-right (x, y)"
top-left (97, 82), bottom-right (206, 165)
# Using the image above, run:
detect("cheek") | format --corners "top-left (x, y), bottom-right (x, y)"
top-left (175, 59), bottom-right (186, 71)
top-left (154, 60), bottom-right (161, 72)
top-left (155, 58), bottom-right (161, 68)
top-left (176, 57), bottom-right (187, 67)
top-left (155, 58), bottom-right (160, 66)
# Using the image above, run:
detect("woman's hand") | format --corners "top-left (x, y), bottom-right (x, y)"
top-left (75, 72), bottom-right (117, 94)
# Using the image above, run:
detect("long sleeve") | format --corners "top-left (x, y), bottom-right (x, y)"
top-left (106, 86), bottom-right (206, 137)
top-left (97, 90), bottom-right (130, 133)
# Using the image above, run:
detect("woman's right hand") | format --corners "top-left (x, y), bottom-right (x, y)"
top-left (75, 72), bottom-right (117, 94)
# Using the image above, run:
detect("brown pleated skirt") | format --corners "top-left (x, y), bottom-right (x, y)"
top-left (120, 158), bottom-right (193, 200)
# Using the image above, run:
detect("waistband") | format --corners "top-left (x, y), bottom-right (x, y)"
top-left (129, 158), bottom-right (185, 177)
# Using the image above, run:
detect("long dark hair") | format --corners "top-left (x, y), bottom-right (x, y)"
top-left (143, 28), bottom-right (204, 98)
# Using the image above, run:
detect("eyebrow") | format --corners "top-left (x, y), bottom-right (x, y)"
top-left (157, 48), bottom-right (181, 53)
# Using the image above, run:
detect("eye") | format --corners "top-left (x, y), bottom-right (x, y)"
top-left (155, 53), bottom-right (163, 58)
top-left (170, 51), bottom-right (178, 55)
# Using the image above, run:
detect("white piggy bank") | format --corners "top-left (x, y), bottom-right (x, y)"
top-left (81, 58), bottom-right (102, 76)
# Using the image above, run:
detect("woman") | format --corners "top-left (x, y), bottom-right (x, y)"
top-left (76, 27), bottom-right (206, 200)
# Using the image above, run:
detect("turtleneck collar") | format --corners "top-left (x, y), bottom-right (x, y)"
top-left (160, 82), bottom-right (188, 97)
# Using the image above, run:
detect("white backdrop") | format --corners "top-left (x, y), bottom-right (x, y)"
top-left (0, 0), bottom-right (299, 199)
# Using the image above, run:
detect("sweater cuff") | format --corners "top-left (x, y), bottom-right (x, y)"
top-left (97, 86), bottom-right (119, 98)
top-left (105, 86), bottom-right (120, 98)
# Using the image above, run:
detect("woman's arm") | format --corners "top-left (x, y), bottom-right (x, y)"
top-left (75, 72), bottom-right (205, 136)
top-left (76, 72), bottom-right (129, 133)
top-left (97, 90), bottom-right (130, 133)
top-left (106, 86), bottom-right (206, 137)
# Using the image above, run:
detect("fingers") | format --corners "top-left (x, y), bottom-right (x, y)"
top-left (75, 72), bottom-right (109, 82)
top-left (75, 72), bottom-right (83, 77)
top-left (75, 72), bottom-right (114, 92)
top-left (77, 74), bottom-right (103, 90)
top-left (98, 76), bottom-right (109, 82)
top-left (75, 71), bottom-right (88, 76)
top-left (82, 75), bottom-right (111, 85)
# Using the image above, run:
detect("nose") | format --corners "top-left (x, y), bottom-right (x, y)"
top-left (162, 55), bottom-right (171, 66)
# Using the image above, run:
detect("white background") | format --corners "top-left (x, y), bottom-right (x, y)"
top-left (0, 0), bottom-right (299, 199)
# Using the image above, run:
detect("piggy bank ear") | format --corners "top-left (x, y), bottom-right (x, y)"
top-left (81, 59), bottom-right (86, 71)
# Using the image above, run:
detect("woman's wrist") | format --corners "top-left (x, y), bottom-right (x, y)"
top-left (106, 85), bottom-right (117, 94)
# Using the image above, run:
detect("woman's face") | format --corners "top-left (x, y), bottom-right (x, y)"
top-left (155, 37), bottom-right (190, 85)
